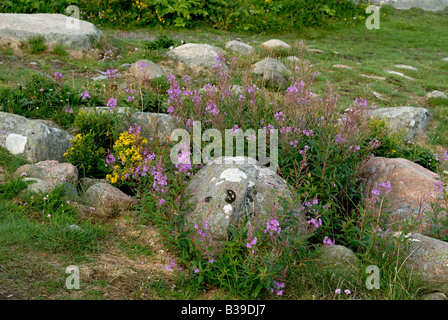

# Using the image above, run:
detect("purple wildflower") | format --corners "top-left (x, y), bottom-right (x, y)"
top-left (107, 97), bottom-right (117, 111)
top-left (264, 219), bottom-right (281, 236)
top-left (81, 90), bottom-right (90, 99)
top-left (54, 72), bottom-right (63, 80)
top-left (323, 236), bottom-right (335, 247)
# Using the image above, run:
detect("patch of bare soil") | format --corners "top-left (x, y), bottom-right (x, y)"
top-left (0, 214), bottom-right (180, 300)
top-left (0, 248), bottom-right (66, 300)
top-left (71, 217), bottom-right (177, 300)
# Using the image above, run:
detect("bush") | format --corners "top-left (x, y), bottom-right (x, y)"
top-left (0, 0), bottom-right (74, 13)
top-left (145, 35), bottom-right (183, 51)
top-left (0, 72), bottom-right (101, 128)
top-left (285, 0), bottom-right (367, 28)
top-left (64, 133), bottom-right (109, 178)
top-left (74, 109), bottom-right (115, 150)
top-left (1, 0), bottom-right (368, 31)
top-left (368, 117), bottom-right (437, 172)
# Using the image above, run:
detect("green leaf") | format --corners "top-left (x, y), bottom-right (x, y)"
top-left (253, 283), bottom-right (263, 297)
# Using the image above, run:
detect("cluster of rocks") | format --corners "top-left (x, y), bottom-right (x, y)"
top-left (184, 154), bottom-right (448, 296)
top-left (1, 13), bottom-right (448, 298)
top-left (2, 13), bottom-right (445, 99)
top-left (119, 38), bottom-right (297, 88)
top-left (358, 156), bottom-right (448, 293)
top-left (2, 109), bottom-right (448, 297)
top-left (0, 109), bottom-right (176, 166)
top-left (13, 160), bottom-right (138, 217)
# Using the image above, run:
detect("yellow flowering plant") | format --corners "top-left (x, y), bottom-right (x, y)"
top-left (105, 127), bottom-right (155, 185)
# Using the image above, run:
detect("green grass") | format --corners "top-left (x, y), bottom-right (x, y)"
top-left (27, 36), bottom-right (47, 54)
top-left (287, 260), bottom-right (424, 300)
top-left (52, 44), bottom-right (69, 56)
top-left (0, 146), bottom-right (28, 173)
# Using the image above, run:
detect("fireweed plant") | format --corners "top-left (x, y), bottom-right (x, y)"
top-left (90, 47), bottom-right (425, 298)
top-left (163, 49), bottom-right (384, 242)
top-left (427, 149), bottom-right (448, 241)
top-left (58, 46), bottom-right (430, 298)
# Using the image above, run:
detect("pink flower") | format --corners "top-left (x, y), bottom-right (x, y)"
top-left (81, 90), bottom-right (90, 99)
top-left (54, 72), bottom-right (64, 80)
top-left (107, 97), bottom-right (117, 110)
top-left (323, 236), bottom-right (335, 247)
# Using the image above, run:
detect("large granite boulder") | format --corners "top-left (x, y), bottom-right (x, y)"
top-left (252, 58), bottom-right (290, 88)
top-left (427, 90), bottom-right (448, 99)
top-left (397, 233), bottom-right (448, 289)
top-left (15, 160), bottom-right (78, 194)
top-left (369, 107), bottom-right (432, 141)
top-left (0, 112), bottom-right (74, 163)
top-left (129, 59), bottom-right (165, 81)
top-left (225, 40), bottom-right (253, 54)
top-left (359, 157), bottom-right (442, 236)
top-left (0, 13), bottom-right (103, 50)
top-left (84, 183), bottom-right (139, 217)
top-left (260, 39), bottom-right (290, 49)
top-left (15, 160), bottom-right (78, 186)
top-left (131, 112), bottom-right (176, 146)
top-left (184, 156), bottom-right (293, 250)
top-left (321, 245), bottom-right (359, 273)
top-left (165, 43), bottom-right (226, 69)
top-left (252, 58), bottom-right (289, 76)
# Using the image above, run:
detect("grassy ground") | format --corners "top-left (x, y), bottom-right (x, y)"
top-left (0, 5), bottom-right (447, 300)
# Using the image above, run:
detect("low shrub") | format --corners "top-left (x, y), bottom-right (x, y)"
top-left (0, 72), bottom-right (102, 128)
top-left (1, 0), bottom-right (368, 32)
top-left (64, 133), bottom-right (109, 178)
